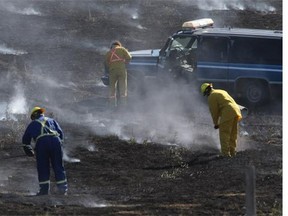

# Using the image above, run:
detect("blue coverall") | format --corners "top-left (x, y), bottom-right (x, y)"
top-left (22, 115), bottom-right (68, 194)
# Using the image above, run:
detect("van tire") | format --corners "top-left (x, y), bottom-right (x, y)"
top-left (242, 80), bottom-right (269, 106)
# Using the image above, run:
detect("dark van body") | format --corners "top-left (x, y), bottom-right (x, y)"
top-left (102, 20), bottom-right (282, 106)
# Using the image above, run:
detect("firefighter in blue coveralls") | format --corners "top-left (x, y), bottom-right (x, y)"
top-left (22, 107), bottom-right (68, 195)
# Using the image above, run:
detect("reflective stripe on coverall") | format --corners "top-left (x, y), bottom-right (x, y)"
top-left (208, 89), bottom-right (242, 157)
top-left (105, 46), bottom-right (132, 107)
top-left (22, 116), bottom-right (67, 194)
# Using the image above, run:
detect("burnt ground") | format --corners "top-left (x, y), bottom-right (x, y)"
top-left (0, 0), bottom-right (283, 215)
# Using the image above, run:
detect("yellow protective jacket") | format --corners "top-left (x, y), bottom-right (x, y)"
top-left (208, 89), bottom-right (242, 125)
top-left (105, 46), bottom-right (132, 72)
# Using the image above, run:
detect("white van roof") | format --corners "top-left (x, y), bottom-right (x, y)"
top-left (177, 27), bottom-right (282, 39)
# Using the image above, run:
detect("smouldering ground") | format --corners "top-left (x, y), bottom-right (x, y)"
top-left (0, 0), bottom-right (283, 215)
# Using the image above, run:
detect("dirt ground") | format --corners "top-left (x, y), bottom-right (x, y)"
top-left (0, 0), bottom-right (283, 215)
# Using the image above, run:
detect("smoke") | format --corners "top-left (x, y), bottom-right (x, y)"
top-left (0, 0), bottom-right (281, 203)
top-left (0, 102), bottom-right (7, 120)
top-left (7, 83), bottom-right (28, 115)
top-left (0, 2), bottom-right (42, 16)
top-left (0, 0), bottom-right (281, 152)
top-left (181, 0), bottom-right (276, 13)
top-left (0, 44), bottom-right (27, 55)
top-left (66, 80), bottom-right (221, 152)
top-left (63, 151), bottom-right (81, 163)
top-left (10, 6), bottom-right (41, 16)
top-left (0, 83), bottom-right (28, 120)
top-left (135, 85), bottom-right (219, 150)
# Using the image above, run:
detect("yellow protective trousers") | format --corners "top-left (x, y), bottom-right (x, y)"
top-left (109, 68), bottom-right (127, 107)
top-left (219, 117), bottom-right (239, 157)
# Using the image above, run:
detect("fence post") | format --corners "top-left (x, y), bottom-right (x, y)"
top-left (245, 165), bottom-right (256, 216)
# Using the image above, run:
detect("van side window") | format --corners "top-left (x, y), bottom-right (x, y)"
top-left (230, 37), bottom-right (282, 65)
top-left (198, 37), bottom-right (229, 62)
top-left (170, 36), bottom-right (192, 50)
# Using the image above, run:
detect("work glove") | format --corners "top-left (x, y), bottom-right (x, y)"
top-left (23, 145), bottom-right (35, 157)
top-left (214, 125), bottom-right (219, 129)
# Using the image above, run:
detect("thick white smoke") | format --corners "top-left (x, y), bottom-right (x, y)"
top-left (0, 83), bottom-right (28, 120)
top-left (7, 83), bottom-right (28, 115)
top-left (64, 81), bottom-right (221, 152)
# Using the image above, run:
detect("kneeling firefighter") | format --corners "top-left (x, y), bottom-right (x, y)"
top-left (201, 83), bottom-right (242, 157)
top-left (22, 107), bottom-right (68, 195)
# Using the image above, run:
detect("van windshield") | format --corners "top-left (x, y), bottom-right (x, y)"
top-left (170, 36), bottom-right (196, 51)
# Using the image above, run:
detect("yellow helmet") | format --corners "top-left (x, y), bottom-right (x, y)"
top-left (200, 83), bottom-right (212, 95)
top-left (110, 40), bottom-right (122, 48)
top-left (30, 106), bottom-right (45, 117)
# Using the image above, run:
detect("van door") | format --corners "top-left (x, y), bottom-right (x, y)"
top-left (158, 35), bottom-right (198, 81)
top-left (197, 36), bottom-right (230, 89)
top-left (158, 37), bottom-right (173, 72)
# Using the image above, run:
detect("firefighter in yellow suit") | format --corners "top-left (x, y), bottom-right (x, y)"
top-left (201, 83), bottom-right (242, 157)
top-left (105, 41), bottom-right (132, 109)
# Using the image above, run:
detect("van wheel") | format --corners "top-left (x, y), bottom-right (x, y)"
top-left (242, 80), bottom-right (269, 105)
